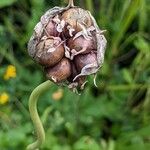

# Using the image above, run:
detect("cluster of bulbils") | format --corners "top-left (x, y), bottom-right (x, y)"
top-left (28, 1), bottom-right (107, 93)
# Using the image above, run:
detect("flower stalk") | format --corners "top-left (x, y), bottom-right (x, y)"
top-left (68, 0), bottom-right (75, 7)
top-left (27, 80), bottom-right (51, 150)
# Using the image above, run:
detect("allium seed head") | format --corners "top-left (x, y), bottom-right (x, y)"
top-left (28, 0), bottom-right (107, 93)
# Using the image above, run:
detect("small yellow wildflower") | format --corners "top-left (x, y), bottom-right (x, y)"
top-left (0, 92), bottom-right (9, 105)
top-left (3, 65), bottom-right (16, 80)
top-left (52, 89), bottom-right (63, 101)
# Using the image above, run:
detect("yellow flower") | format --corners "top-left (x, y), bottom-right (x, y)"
top-left (3, 65), bottom-right (16, 80)
top-left (0, 92), bottom-right (9, 105)
top-left (52, 89), bottom-right (63, 101)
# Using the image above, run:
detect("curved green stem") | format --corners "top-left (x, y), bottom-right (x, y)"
top-left (27, 80), bottom-right (51, 150)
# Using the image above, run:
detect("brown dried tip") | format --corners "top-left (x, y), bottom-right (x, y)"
top-left (28, 0), bottom-right (107, 93)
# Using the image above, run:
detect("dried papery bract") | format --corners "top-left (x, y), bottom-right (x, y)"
top-left (28, 0), bottom-right (107, 92)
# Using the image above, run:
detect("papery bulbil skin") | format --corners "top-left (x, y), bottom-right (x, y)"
top-left (45, 58), bottom-right (71, 83)
top-left (69, 63), bottom-right (85, 81)
top-left (67, 35), bottom-right (96, 55)
top-left (62, 8), bottom-right (92, 33)
top-left (74, 51), bottom-right (98, 72)
top-left (45, 20), bottom-right (58, 36)
top-left (35, 37), bottom-right (65, 67)
top-left (68, 63), bottom-right (86, 89)
top-left (69, 63), bottom-right (78, 80)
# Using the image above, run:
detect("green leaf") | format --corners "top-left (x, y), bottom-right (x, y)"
top-left (122, 69), bottom-right (133, 84)
top-left (0, 0), bottom-right (17, 8)
top-left (73, 136), bottom-right (101, 150)
top-left (134, 37), bottom-right (150, 54)
top-left (111, 0), bottom-right (141, 55)
top-left (85, 0), bottom-right (94, 14)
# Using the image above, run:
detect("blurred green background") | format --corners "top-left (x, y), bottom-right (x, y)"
top-left (0, 0), bottom-right (150, 149)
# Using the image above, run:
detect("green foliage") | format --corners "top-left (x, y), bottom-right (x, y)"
top-left (0, 0), bottom-right (150, 150)
top-left (0, 0), bottom-right (17, 8)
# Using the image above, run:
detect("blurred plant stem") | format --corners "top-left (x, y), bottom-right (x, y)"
top-left (107, 0), bottom-right (115, 19)
top-left (0, 111), bottom-right (12, 127)
top-left (107, 84), bottom-right (149, 91)
top-left (27, 80), bottom-right (51, 150)
top-left (111, 0), bottom-right (140, 56)
top-left (68, 0), bottom-right (74, 7)
top-left (0, 48), bottom-right (22, 70)
top-left (85, 0), bottom-right (94, 14)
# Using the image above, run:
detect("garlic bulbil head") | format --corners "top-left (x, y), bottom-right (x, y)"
top-left (28, 0), bottom-right (107, 92)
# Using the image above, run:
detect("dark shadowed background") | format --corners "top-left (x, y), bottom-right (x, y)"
top-left (0, 0), bottom-right (150, 149)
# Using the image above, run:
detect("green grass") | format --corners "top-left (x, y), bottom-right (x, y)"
top-left (0, 0), bottom-right (150, 149)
